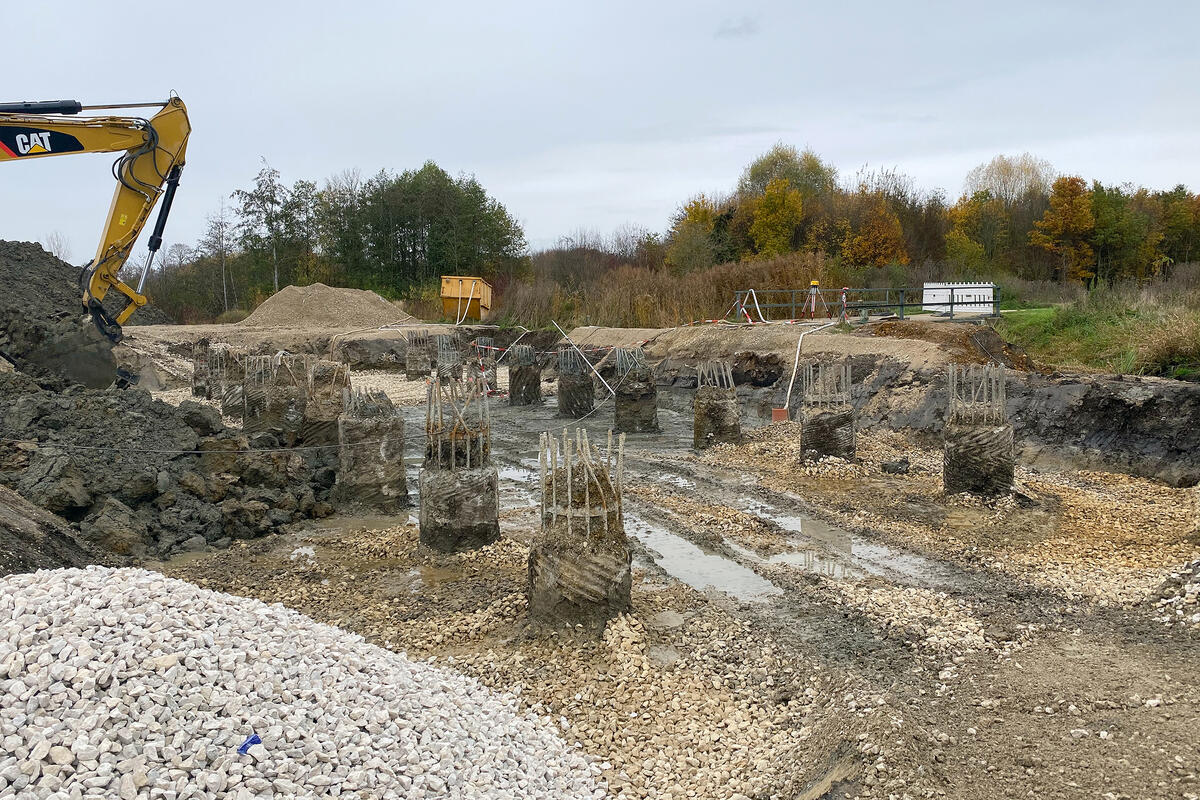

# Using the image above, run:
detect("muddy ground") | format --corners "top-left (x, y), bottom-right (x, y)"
top-left (160, 374), bottom-right (1200, 800)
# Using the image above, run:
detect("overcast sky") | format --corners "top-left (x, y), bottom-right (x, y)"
top-left (2, 1), bottom-right (1197, 265)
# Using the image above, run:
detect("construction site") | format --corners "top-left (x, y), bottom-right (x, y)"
top-left (0, 237), bottom-right (1196, 800)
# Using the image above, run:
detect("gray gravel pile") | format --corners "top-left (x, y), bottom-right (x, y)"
top-left (0, 567), bottom-right (604, 799)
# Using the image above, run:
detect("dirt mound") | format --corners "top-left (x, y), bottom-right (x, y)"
top-left (0, 240), bottom-right (80, 322)
top-left (869, 319), bottom-right (1035, 370)
top-left (0, 484), bottom-right (112, 576)
top-left (242, 283), bottom-right (412, 328)
top-left (0, 370), bottom-right (334, 559)
top-left (0, 240), bottom-right (174, 326)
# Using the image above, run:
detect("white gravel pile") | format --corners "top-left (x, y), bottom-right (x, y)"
top-left (1153, 559), bottom-right (1200, 627)
top-left (0, 567), bottom-right (604, 799)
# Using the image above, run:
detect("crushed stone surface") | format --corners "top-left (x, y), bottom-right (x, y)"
top-left (0, 566), bottom-right (603, 799)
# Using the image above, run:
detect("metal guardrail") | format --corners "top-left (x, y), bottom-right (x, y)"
top-left (732, 285), bottom-right (1000, 322)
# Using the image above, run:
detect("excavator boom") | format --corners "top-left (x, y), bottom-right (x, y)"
top-left (0, 96), bottom-right (191, 339)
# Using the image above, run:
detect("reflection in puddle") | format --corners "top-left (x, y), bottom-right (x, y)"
top-left (738, 498), bottom-right (956, 586)
top-left (626, 514), bottom-right (781, 602)
top-left (379, 565), bottom-right (462, 595)
top-left (659, 474), bottom-right (696, 491)
top-left (724, 539), bottom-right (861, 579)
top-left (498, 465), bottom-right (535, 483)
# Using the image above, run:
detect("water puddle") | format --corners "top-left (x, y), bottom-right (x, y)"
top-left (659, 474), bottom-right (696, 491)
top-left (724, 539), bottom-right (862, 579)
top-left (379, 565), bottom-right (462, 595)
top-left (498, 464), bottom-right (536, 483)
top-left (738, 497), bottom-right (957, 586)
top-left (626, 514), bottom-right (782, 602)
top-left (313, 515), bottom-right (412, 536)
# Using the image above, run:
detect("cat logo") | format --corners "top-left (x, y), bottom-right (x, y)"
top-left (14, 131), bottom-right (53, 155)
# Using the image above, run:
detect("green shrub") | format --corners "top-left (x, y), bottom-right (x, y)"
top-left (215, 308), bottom-right (250, 324)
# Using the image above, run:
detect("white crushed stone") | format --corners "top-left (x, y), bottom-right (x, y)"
top-left (0, 567), bottom-right (605, 799)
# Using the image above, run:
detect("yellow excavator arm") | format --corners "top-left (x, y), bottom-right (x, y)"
top-left (0, 96), bottom-right (190, 340)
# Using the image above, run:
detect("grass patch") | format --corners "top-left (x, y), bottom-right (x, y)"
top-left (998, 289), bottom-right (1200, 378)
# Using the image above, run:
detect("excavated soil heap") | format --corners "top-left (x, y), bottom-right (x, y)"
top-left (0, 240), bottom-right (173, 327)
top-left (241, 283), bottom-right (410, 328)
top-left (0, 371), bottom-right (334, 559)
top-left (0, 485), bottom-right (112, 576)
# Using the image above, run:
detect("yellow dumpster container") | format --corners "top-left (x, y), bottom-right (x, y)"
top-left (440, 276), bottom-right (493, 322)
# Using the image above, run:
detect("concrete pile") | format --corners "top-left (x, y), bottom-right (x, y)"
top-left (528, 429), bottom-right (631, 632)
top-left (405, 330), bottom-right (431, 380)
top-left (242, 355), bottom-right (307, 445)
top-left (304, 359), bottom-right (351, 445)
top-left (334, 388), bottom-right (408, 513)
top-left (190, 339), bottom-right (211, 399)
top-left (613, 347), bottom-right (659, 434)
top-left (239, 355), bottom-right (349, 448)
top-left (509, 344), bottom-right (543, 406)
top-left (0, 371), bottom-right (334, 559)
top-left (800, 361), bottom-right (855, 461)
top-left (0, 567), bottom-right (603, 799)
top-left (943, 364), bottom-right (1013, 496)
top-left (557, 347), bottom-right (595, 418)
top-left (419, 377), bottom-right (499, 552)
top-left (693, 361), bottom-right (740, 449)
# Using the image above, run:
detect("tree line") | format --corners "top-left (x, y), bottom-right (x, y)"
top-left (145, 145), bottom-right (1200, 323)
top-left (656, 145), bottom-right (1199, 285)
top-left (142, 161), bottom-right (526, 322)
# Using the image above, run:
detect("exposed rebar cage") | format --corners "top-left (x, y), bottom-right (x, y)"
top-left (190, 339), bottom-right (210, 397)
top-left (511, 344), bottom-right (536, 367)
top-left (697, 360), bottom-right (735, 390)
top-left (343, 387), bottom-right (396, 418)
top-left (473, 336), bottom-right (495, 358)
top-left (694, 361), bottom-right (740, 449)
top-left (405, 330), bottom-right (431, 380)
top-left (539, 428), bottom-right (625, 539)
top-left (434, 334), bottom-right (463, 380)
top-left (472, 336), bottom-right (498, 391)
top-left (425, 376), bottom-right (491, 470)
top-left (207, 344), bottom-right (234, 389)
top-left (801, 361), bottom-right (852, 409)
top-left (557, 346), bottom-right (585, 375)
top-left (615, 347), bottom-right (649, 377)
top-left (948, 363), bottom-right (1007, 424)
top-left (406, 330), bottom-right (430, 351)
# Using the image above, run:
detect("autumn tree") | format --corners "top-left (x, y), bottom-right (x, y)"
top-left (1030, 176), bottom-right (1095, 283)
top-left (964, 153), bottom-right (1055, 207)
top-left (738, 143), bottom-right (836, 202)
top-left (748, 178), bottom-right (804, 256)
top-left (840, 197), bottom-right (909, 266)
top-left (947, 191), bottom-right (1009, 264)
top-left (1157, 185), bottom-right (1200, 265)
top-left (665, 194), bottom-right (718, 273)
